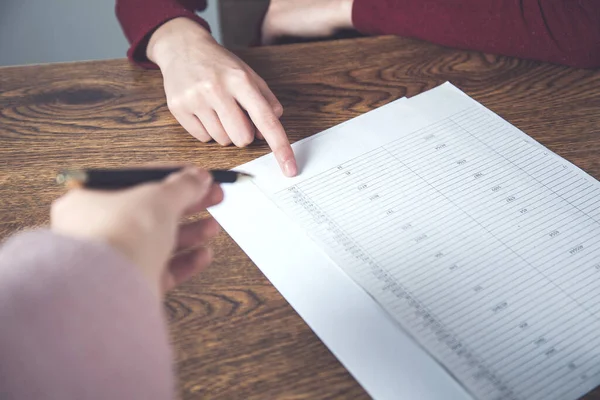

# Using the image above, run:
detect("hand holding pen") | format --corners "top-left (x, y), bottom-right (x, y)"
top-left (52, 166), bottom-right (238, 298)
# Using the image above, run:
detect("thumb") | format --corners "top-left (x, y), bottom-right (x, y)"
top-left (160, 167), bottom-right (213, 216)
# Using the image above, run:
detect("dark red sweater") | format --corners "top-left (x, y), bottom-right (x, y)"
top-left (116, 0), bottom-right (600, 69)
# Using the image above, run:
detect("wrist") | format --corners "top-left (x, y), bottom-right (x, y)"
top-left (332, 0), bottom-right (355, 30)
top-left (147, 17), bottom-right (215, 68)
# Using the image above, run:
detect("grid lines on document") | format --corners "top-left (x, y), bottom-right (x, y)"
top-left (273, 107), bottom-right (600, 400)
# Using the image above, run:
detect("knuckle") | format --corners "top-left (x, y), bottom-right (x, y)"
top-left (179, 171), bottom-right (201, 188)
top-left (236, 133), bottom-right (254, 148)
top-left (181, 87), bottom-right (201, 104)
top-left (167, 93), bottom-right (184, 108)
top-left (261, 112), bottom-right (281, 131)
top-left (189, 129), bottom-right (211, 143)
top-left (272, 102), bottom-right (284, 116)
top-left (145, 183), bottom-right (169, 205)
top-left (146, 181), bottom-right (168, 197)
top-left (217, 138), bottom-right (233, 146)
top-left (227, 68), bottom-right (252, 85)
top-left (167, 96), bottom-right (184, 112)
top-left (208, 130), bottom-right (229, 146)
top-left (197, 79), bottom-right (218, 95)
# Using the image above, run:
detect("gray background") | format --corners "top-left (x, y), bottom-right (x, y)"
top-left (0, 0), bottom-right (221, 66)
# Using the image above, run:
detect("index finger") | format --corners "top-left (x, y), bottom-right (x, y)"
top-left (236, 86), bottom-right (297, 177)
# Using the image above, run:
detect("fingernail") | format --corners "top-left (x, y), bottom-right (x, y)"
top-left (283, 160), bottom-right (297, 177)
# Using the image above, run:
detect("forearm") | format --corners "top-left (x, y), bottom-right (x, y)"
top-left (0, 230), bottom-right (174, 400)
top-left (352, 0), bottom-right (600, 68)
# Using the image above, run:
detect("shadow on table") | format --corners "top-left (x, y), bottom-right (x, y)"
top-left (270, 30), bottom-right (366, 46)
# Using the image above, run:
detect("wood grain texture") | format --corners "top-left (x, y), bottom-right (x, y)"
top-left (1, 35), bottom-right (600, 399)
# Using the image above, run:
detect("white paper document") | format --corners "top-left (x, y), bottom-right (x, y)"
top-left (209, 83), bottom-right (600, 400)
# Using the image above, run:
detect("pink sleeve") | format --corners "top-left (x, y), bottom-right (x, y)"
top-left (0, 230), bottom-right (175, 400)
top-left (352, 0), bottom-right (600, 68)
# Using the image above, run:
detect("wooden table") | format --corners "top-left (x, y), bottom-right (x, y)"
top-left (2, 36), bottom-right (600, 399)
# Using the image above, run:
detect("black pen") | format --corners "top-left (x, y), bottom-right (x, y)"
top-left (56, 168), bottom-right (253, 189)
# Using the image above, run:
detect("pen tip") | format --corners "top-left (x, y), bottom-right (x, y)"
top-left (236, 172), bottom-right (254, 182)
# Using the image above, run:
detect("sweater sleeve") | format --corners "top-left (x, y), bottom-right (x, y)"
top-left (116, 0), bottom-right (210, 68)
top-left (352, 0), bottom-right (600, 69)
top-left (0, 230), bottom-right (174, 400)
